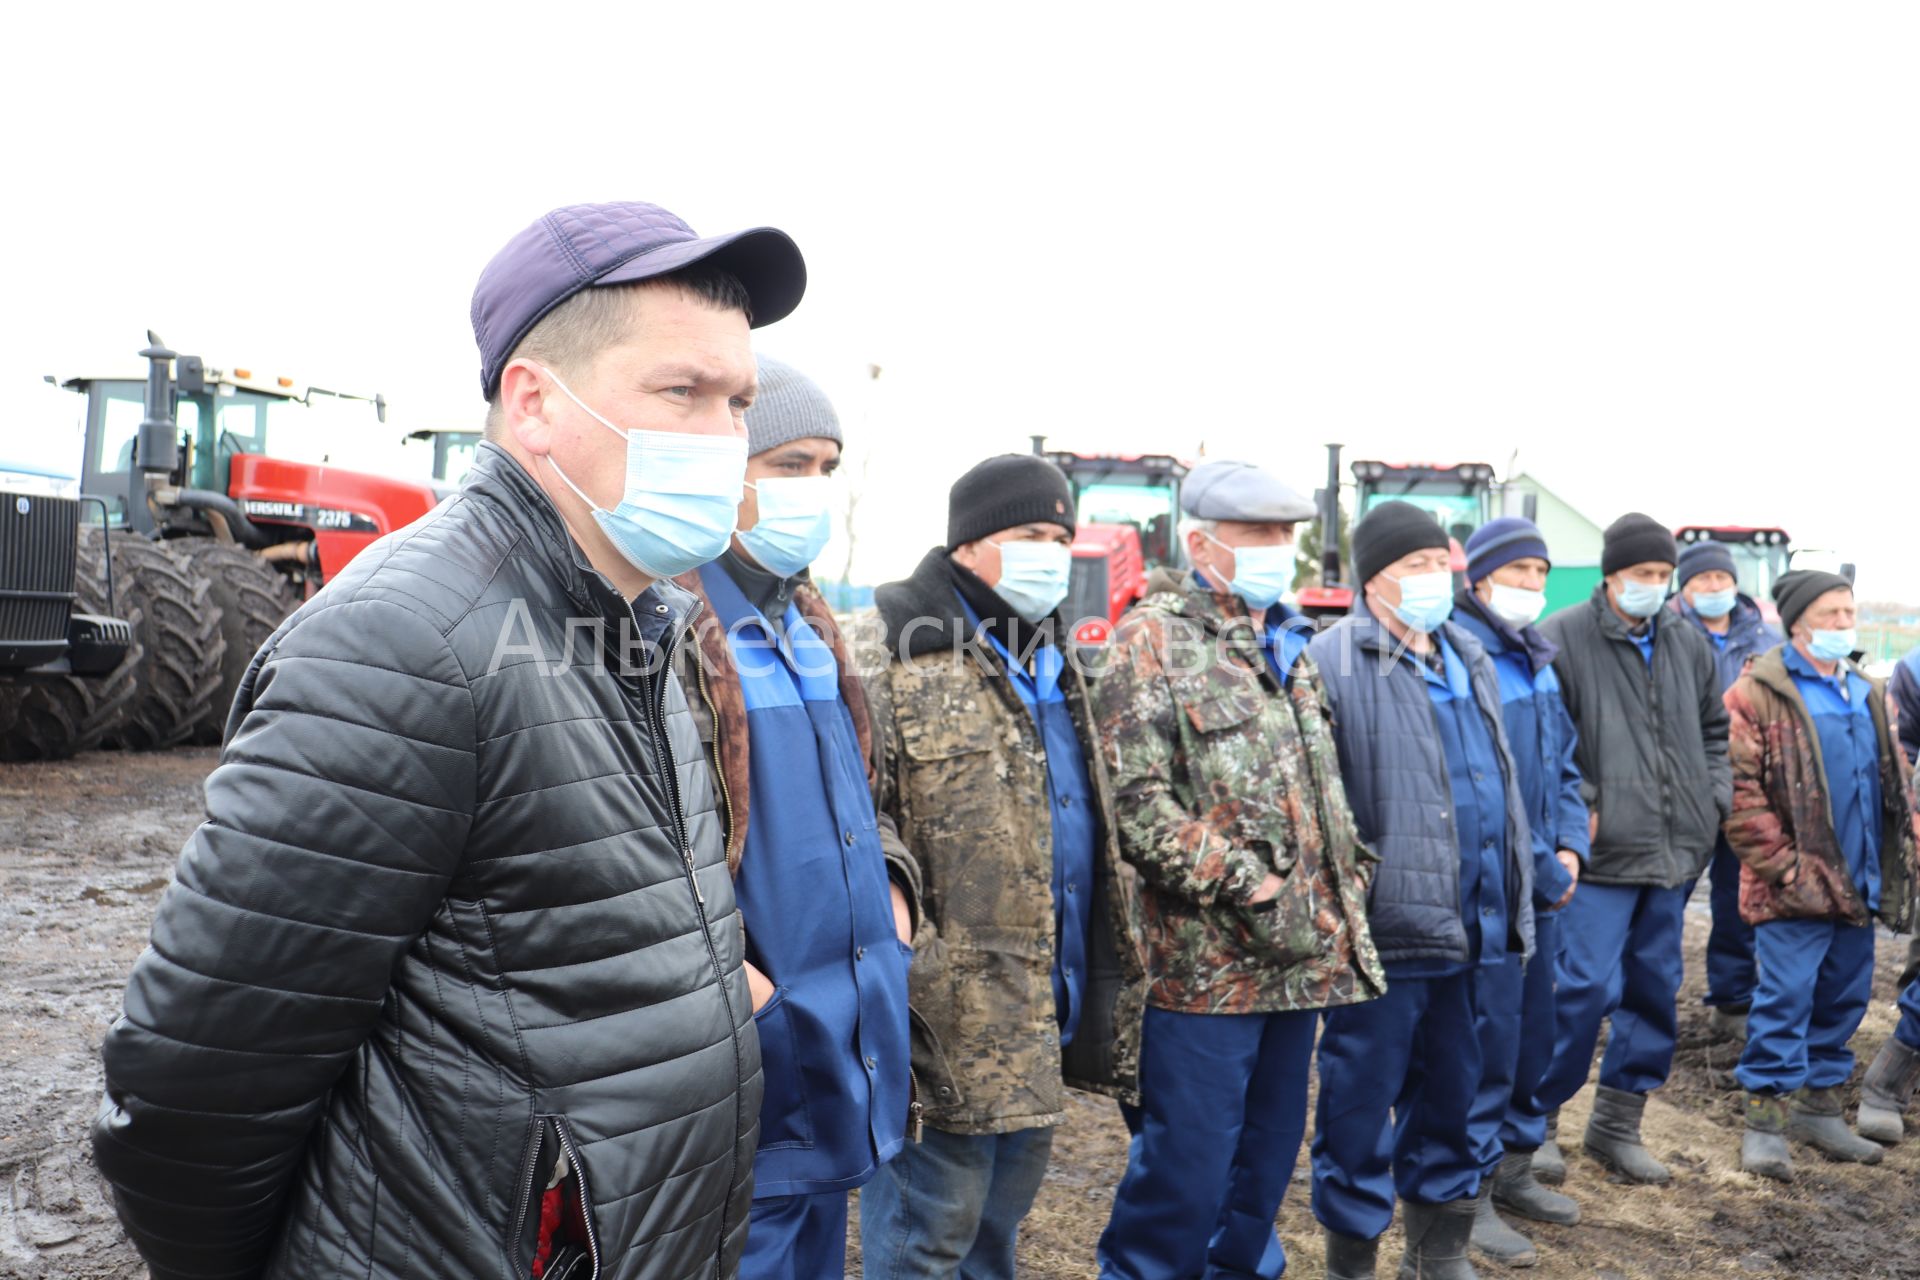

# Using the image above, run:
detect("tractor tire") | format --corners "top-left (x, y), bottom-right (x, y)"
top-left (0, 527), bottom-right (144, 762)
top-left (106, 532), bottom-right (226, 751)
top-left (177, 540), bottom-right (301, 744)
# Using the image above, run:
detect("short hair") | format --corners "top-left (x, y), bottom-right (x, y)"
top-left (1180, 517), bottom-right (1220, 545)
top-left (483, 264), bottom-right (751, 438)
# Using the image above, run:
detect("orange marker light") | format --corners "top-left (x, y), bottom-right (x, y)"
top-left (234, 368), bottom-right (253, 380)
top-left (277, 376), bottom-right (294, 388)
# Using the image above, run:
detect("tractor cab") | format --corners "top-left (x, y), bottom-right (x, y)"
top-left (63, 337), bottom-right (445, 589)
top-left (1351, 460), bottom-right (1497, 571)
top-left (1038, 447), bottom-right (1191, 644)
top-left (1674, 526), bottom-right (1792, 620)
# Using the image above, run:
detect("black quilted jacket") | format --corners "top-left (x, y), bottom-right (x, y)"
top-left (92, 445), bottom-right (760, 1280)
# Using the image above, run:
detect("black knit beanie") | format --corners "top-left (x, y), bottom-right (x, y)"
top-left (1602, 513), bottom-right (1678, 576)
top-left (1353, 500), bottom-right (1450, 586)
top-left (1773, 569), bottom-right (1853, 635)
top-left (947, 454), bottom-right (1076, 550)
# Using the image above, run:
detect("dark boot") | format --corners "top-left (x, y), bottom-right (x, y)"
top-left (1707, 1003), bottom-right (1750, 1043)
top-left (1397, 1199), bottom-right (1480, 1280)
top-left (1858, 1037), bottom-right (1920, 1145)
top-left (1469, 1181), bottom-right (1536, 1267)
top-left (1325, 1227), bottom-right (1380, 1280)
top-left (1787, 1085), bottom-right (1883, 1163)
top-left (1742, 1091), bottom-right (1794, 1182)
top-left (1532, 1111), bottom-right (1566, 1186)
top-left (1582, 1087), bottom-right (1670, 1184)
top-left (1492, 1149), bottom-right (1580, 1225)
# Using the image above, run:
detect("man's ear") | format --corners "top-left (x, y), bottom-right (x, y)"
top-left (498, 360), bottom-right (553, 456)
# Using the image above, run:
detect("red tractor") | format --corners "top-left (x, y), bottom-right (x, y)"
top-left (0, 333), bottom-right (445, 760)
top-left (1034, 444), bottom-right (1189, 646)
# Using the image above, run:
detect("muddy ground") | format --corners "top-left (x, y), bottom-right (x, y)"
top-left (3, 750), bottom-right (1916, 1278)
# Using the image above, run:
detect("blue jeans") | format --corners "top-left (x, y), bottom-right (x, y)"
top-left (859, 1125), bottom-right (1053, 1280)
top-left (1704, 842), bottom-right (1757, 1009)
top-left (1528, 882), bottom-right (1687, 1111)
top-left (1099, 1006), bottom-right (1317, 1280)
top-left (1736, 919), bottom-right (1876, 1094)
top-left (741, 1192), bottom-right (847, 1280)
top-left (1312, 971), bottom-right (1484, 1241)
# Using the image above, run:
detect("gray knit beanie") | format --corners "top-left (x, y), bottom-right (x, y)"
top-left (746, 355), bottom-right (842, 456)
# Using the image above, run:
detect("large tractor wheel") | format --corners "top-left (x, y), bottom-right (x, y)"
top-left (178, 540), bottom-right (301, 744)
top-left (0, 528), bottom-right (144, 761)
top-left (106, 532), bottom-right (225, 751)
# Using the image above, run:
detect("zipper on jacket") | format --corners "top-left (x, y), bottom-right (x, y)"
top-left (692, 650), bottom-right (737, 860)
top-left (552, 1119), bottom-right (602, 1280)
top-left (636, 612), bottom-right (746, 1274)
top-left (511, 1118), bottom-right (548, 1270)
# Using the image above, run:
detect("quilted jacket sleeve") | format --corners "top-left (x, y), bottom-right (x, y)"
top-left (92, 597), bottom-right (477, 1280)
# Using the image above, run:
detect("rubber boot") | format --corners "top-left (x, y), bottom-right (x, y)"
top-left (1857, 1037), bottom-right (1920, 1145)
top-left (1707, 1003), bottom-right (1750, 1043)
top-left (1582, 1086), bottom-right (1670, 1184)
top-left (1787, 1085), bottom-right (1883, 1164)
top-left (1741, 1091), bottom-right (1794, 1182)
top-left (1397, 1199), bottom-right (1480, 1280)
top-left (1325, 1227), bottom-right (1380, 1280)
top-left (1492, 1149), bottom-right (1580, 1226)
top-left (1469, 1181), bottom-right (1537, 1268)
top-left (1532, 1112), bottom-right (1566, 1186)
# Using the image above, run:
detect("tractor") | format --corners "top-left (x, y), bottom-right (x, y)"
top-left (1032, 442), bottom-right (1189, 646)
top-left (1298, 452), bottom-right (1502, 617)
top-left (0, 333), bottom-right (446, 760)
top-left (1674, 521), bottom-right (1789, 617)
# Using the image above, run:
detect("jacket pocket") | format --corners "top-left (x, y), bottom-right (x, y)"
top-left (513, 1115), bottom-right (603, 1280)
top-left (1230, 863), bottom-right (1337, 969)
top-left (908, 1005), bottom-right (965, 1111)
top-left (752, 986), bottom-right (815, 1150)
top-left (898, 716), bottom-right (1004, 842)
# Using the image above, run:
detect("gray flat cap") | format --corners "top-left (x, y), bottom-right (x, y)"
top-left (1182, 459), bottom-right (1317, 523)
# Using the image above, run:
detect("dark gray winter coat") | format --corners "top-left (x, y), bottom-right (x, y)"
top-left (1538, 587), bottom-right (1732, 887)
top-left (92, 445), bottom-right (760, 1280)
top-left (1306, 607), bottom-right (1535, 969)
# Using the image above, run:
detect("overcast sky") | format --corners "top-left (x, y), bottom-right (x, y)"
top-left (3, 3), bottom-right (1914, 598)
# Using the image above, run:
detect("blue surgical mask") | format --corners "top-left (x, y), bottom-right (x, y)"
top-left (1615, 578), bottom-right (1668, 619)
top-left (1807, 628), bottom-right (1857, 662)
top-left (538, 366), bottom-right (747, 581)
top-left (1390, 570), bottom-right (1455, 633)
top-left (989, 539), bottom-right (1072, 624)
top-left (738, 475), bottom-right (834, 577)
top-left (1206, 533), bottom-right (1293, 611)
top-left (1690, 587), bottom-right (1738, 619)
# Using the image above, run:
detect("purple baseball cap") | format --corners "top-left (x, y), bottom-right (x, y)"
top-left (470, 200), bottom-right (806, 399)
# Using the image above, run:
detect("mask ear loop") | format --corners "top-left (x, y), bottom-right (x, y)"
top-left (519, 362), bottom-right (624, 515)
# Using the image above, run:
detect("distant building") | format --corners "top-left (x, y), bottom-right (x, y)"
top-left (1504, 471), bottom-right (1607, 614)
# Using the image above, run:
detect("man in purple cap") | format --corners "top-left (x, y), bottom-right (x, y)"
top-left (93, 201), bottom-right (806, 1280)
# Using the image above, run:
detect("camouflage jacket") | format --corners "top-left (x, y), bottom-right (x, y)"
top-left (1723, 646), bottom-right (1919, 930)
top-left (1093, 569), bottom-right (1386, 1014)
top-left (864, 548), bottom-right (1149, 1136)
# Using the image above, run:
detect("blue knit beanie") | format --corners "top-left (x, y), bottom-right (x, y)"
top-left (1465, 517), bottom-right (1551, 585)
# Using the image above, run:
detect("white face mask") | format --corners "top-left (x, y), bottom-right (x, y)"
top-left (987, 539), bottom-right (1073, 624)
top-left (1488, 583), bottom-right (1547, 628)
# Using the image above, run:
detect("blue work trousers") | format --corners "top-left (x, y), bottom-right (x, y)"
top-left (1704, 842), bottom-right (1758, 1009)
top-left (1470, 913), bottom-right (1561, 1164)
top-left (741, 1192), bottom-right (848, 1280)
top-left (1735, 919), bottom-right (1876, 1094)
